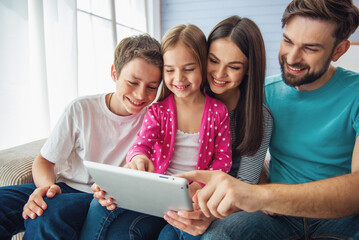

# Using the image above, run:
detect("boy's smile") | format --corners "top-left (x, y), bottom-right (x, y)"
top-left (111, 57), bottom-right (161, 116)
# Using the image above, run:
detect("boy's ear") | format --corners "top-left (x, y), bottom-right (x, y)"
top-left (111, 64), bottom-right (117, 81)
top-left (331, 40), bottom-right (350, 62)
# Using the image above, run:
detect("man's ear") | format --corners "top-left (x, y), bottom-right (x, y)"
top-left (111, 64), bottom-right (117, 82)
top-left (332, 40), bottom-right (350, 62)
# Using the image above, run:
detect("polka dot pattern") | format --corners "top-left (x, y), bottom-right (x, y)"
top-left (125, 94), bottom-right (232, 175)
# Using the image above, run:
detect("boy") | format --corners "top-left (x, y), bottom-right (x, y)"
top-left (0, 34), bottom-right (162, 240)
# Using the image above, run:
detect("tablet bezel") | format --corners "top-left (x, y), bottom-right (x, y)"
top-left (84, 161), bottom-right (193, 217)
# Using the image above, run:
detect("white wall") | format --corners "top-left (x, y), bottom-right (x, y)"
top-left (161, 0), bottom-right (359, 76)
top-left (161, 0), bottom-right (290, 77)
top-left (334, 0), bottom-right (359, 72)
top-left (333, 45), bottom-right (359, 72)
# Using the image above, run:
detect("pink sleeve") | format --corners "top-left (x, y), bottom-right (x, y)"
top-left (126, 106), bottom-right (161, 162)
top-left (208, 106), bottom-right (232, 173)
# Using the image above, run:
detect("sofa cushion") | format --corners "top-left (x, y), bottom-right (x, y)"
top-left (0, 139), bottom-right (46, 187)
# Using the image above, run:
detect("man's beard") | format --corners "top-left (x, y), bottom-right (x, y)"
top-left (280, 55), bottom-right (332, 88)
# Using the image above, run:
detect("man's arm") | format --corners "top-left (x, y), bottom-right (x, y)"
top-left (178, 136), bottom-right (359, 219)
top-left (259, 136), bottom-right (359, 218)
top-left (22, 154), bottom-right (62, 219)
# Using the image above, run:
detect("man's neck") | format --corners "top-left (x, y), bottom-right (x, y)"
top-left (295, 65), bottom-right (337, 91)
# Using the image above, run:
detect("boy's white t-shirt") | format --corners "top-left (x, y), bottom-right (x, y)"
top-left (40, 94), bottom-right (148, 193)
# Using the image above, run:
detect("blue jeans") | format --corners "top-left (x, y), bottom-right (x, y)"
top-left (158, 224), bottom-right (202, 240)
top-left (0, 182), bottom-right (93, 240)
top-left (201, 211), bottom-right (359, 240)
top-left (353, 230), bottom-right (359, 240)
top-left (80, 199), bottom-right (167, 240)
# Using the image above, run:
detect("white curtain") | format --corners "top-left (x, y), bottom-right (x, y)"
top-left (0, 0), bottom-right (160, 151)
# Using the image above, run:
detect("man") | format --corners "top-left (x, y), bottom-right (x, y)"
top-left (166, 0), bottom-right (359, 238)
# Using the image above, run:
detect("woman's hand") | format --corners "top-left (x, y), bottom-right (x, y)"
top-left (124, 155), bottom-right (155, 172)
top-left (92, 183), bottom-right (116, 210)
top-left (164, 203), bottom-right (216, 236)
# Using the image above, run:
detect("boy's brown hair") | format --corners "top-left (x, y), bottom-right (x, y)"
top-left (113, 34), bottom-right (163, 77)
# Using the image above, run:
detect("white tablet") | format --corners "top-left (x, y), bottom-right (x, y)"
top-left (83, 161), bottom-right (193, 218)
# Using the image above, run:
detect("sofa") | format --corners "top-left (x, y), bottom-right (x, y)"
top-left (0, 139), bottom-right (271, 240)
top-left (0, 138), bottom-right (46, 240)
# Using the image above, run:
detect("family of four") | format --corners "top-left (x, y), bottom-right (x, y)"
top-left (1, 0), bottom-right (358, 239)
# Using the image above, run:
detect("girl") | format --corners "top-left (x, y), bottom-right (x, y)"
top-left (158, 15), bottom-right (273, 239)
top-left (80, 24), bottom-right (232, 240)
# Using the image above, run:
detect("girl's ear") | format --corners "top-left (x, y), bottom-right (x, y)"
top-left (111, 64), bottom-right (117, 82)
top-left (331, 40), bottom-right (350, 62)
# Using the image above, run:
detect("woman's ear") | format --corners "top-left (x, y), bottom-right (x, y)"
top-left (331, 40), bottom-right (350, 62)
top-left (111, 64), bottom-right (117, 82)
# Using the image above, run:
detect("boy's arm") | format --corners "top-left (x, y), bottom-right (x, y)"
top-left (32, 154), bottom-right (56, 188)
top-left (22, 154), bottom-right (62, 219)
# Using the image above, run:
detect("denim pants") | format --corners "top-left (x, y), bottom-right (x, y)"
top-left (158, 224), bottom-right (202, 240)
top-left (80, 199), bottom-right (167, 240)
top-left (201, 211), bottom-right (359, 240)
top-left (0, 182), bottom-right (93, 240)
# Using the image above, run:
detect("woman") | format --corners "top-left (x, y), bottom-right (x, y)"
top-left (158, 15), bottom-right (272, 239)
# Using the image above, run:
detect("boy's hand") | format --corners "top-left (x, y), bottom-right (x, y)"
top-left (125, 155), bottom-right (155, 172)
top-left (22, 184), bottom-right (62, 219)
top-left (92, 183), bottom-right (117, 210)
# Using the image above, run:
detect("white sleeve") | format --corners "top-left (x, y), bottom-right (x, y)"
top-left (40, 101), bottom-right (80, 165)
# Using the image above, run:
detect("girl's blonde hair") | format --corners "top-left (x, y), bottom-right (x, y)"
top-left (158, 24), bottom-right (207, 101)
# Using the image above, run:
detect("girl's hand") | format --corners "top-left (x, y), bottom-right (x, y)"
top-left (125, 155), bottom-right (155, 172)
top-left (164, 203), bottom-right (216, 236)
top-left (92, 183), bottom-right (116, 210)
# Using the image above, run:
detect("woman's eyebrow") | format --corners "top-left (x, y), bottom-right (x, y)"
top-left (209, 53), bottom-right (245, 65)
top-left (164, 62), bottom-right (197, 67)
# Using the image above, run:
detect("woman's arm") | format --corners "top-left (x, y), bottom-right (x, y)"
top-left (236, 106), bottom-right (273, 184)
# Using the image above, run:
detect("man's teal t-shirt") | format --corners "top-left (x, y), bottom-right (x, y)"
top-left (265, 67), bottom-right (359, 184)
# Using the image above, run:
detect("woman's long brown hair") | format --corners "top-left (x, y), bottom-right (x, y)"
top-left (206, 16), bottom-right (266, 156)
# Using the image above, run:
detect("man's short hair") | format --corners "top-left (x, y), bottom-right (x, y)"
top-left (282, 0), bottom-right (359, 44)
